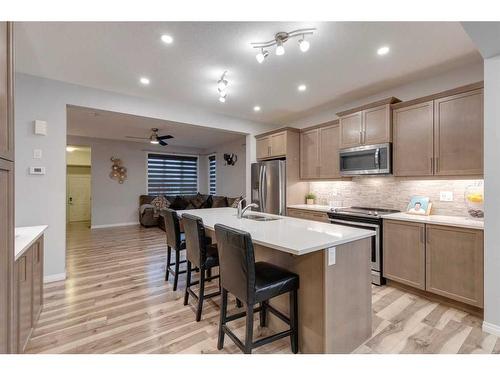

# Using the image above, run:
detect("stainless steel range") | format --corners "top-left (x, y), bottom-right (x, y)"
top-left (327, 206), bottom-right (400, 285)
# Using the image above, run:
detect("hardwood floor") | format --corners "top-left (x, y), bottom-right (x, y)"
top-left (25, 223), bottom-right (499, 354)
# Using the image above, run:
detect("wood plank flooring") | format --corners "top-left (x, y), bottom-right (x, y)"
top-left (25, 222), bottom-right (499, 354)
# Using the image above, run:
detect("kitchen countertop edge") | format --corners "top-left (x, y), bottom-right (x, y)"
top-left (382, 213), bottom-right (484, 230)
top-left (15, 225), bottom-right (48, 261)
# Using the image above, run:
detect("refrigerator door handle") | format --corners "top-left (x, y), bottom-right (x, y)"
top-left (278, 162), bottom-right (284, 215)
top-left (261, 165), bottom-right (267, 212)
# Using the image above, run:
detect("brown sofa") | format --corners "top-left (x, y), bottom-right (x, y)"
top-left (139, 193), bottom-right (242, 230)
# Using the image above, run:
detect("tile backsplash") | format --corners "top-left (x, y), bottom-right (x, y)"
top-left (309, 177), bottom-right (483, 216)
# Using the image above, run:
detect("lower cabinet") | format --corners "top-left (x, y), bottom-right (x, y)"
top-left (287, 208), bottom-right (330, 223)
top-left (383, 220), bottom-right (483, 308)
top-left (383, 220), bottom-right (425, 290)
top-left (425, 225), bottom-right (483, 307)
top-left (14, 236), bottom-right (44, 353)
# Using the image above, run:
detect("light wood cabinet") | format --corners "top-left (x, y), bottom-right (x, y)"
top-left (0, 159), bottom-right (14, 353)
top-left (32, 241), bottom-right (44, 322)
top-left (383, 220), bottom-right (426, 290)
top-left (393, 84), bottom-right (483, 177)
top-left (17, 250), bottom-right (33, 353)
top-left (434, 89), bottom-right (483, 176)
top-left (256, 130), bottom-right (287, 160)
top-left (287, 208), bottom-right (330, 223)
top-left (426, 225), bottom-right (483, 307)
top-left (363, 104), bottom-right (392, 145)
top-left (383, 219), bottom-right (484, 308)
top-left (339, 112), bottom-right (363, 149)
top-left (338, 98), bottom-right (399, 149)
top-left (393, 101), bottom-right (434, 176)
top-left (0, 22), bottom-right (14, 162)
top-left (300, 122), bottom-right (341, 180)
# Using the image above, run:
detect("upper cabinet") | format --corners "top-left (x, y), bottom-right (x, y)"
top-left (393, 83), bottom-right (483, 177)
top-left (0, 22), bottom-right (14, 162)
top-left (255, 129), bottom-right (288, 160)
top-left (337, 98), bottom-right (400, 149)
top-left (299, 121), bottom-right (341, 180)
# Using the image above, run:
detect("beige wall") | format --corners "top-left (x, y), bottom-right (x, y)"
top-left (309, 177), bottom-right (484, 216)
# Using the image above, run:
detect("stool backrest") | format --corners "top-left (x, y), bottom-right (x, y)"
top-left (163, 208), bottom-right (182, 250)
top-left (214, 224), bottom-right (255, 304)
top-left (182, 213), bottom-right (207, 268)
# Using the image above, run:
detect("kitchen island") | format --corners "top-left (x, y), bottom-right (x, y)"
top-left (176, 207), bottom-right (375, 353)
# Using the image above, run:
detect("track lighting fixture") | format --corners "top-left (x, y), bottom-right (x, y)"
top-left (256, 48), bottom-right (269, 63)
top-left (251, 28), bottom-right (315, 63)
top-left (217, 71), bottom-right (229, 103)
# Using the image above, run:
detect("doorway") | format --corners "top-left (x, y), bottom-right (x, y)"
top-left (66, 145), bottom-right (91, 227)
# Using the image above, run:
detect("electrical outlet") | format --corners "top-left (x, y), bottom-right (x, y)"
top-left (440, 191), bottom-right (453, 202)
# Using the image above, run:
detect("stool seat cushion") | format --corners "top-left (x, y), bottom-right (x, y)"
top-left (254, 262), bottom-right (299, 303)
top-left (203, 243), bottom-right (219, 269)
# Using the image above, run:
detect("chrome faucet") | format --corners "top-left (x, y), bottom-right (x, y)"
top-left (237, 199), bottom-right (259, 219)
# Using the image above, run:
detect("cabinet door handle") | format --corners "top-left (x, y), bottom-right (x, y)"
top-left (435, 157), bottom-right (439, 173)
top-left (363, 129), bottom-right (366, 144)
top-left (359, 130), bottom-right (363, 144)
top-left (420, 227), bottom-right (424, 243)
top-left (268, 145), bottom-right (271, 156)
top-left (430, 157), bottom-right (434, 174)
top-left (426, 227), bottom-right (430, 244)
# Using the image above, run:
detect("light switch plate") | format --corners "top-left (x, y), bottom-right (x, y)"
top-left (33, 149), bottom-right (42, 159)
top-left (440, 191), bottom-right (453, 202)
top-left (328, 247), bottom-right (336, 266)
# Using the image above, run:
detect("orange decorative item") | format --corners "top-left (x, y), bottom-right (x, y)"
top-left (110, 157), bottom-right (127, 184)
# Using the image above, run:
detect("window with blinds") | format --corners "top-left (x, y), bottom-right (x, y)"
top-left (208, 155), bottom-right (216, 195)
top-left (147, 153), bottom-right (198, 195)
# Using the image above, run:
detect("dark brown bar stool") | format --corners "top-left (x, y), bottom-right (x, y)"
top-left (163, 208), bottom-right (187, 291)
top-left (214, 224), bottom-right (299, 354)
top-left (182, 213), bottom-right (221, 321)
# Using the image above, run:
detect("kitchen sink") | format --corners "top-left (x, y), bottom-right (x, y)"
top-left (243, 214), bottom-right (280, 222)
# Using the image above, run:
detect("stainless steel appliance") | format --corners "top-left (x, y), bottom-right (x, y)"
top-left (327, 206), bottom-right (400, 285)
top-left (339, 143), bottom-right (391, 176)
top-left (251, 160), bottom-right (286, 215)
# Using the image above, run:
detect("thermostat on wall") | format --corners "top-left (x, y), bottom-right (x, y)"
top-left (29, 166), bottom-right (46, 175)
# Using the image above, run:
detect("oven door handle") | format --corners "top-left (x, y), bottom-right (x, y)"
top-left (329, 218), bottom-right (379, 229)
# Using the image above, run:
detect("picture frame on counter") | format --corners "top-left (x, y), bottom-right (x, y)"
top-left (406, 196), bottom-right (432, 216)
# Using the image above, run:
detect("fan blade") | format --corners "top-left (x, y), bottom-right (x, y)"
top-left (159, 140), bottom-right (168, 146)
top-left (158, 135), bottom-right (174, 140)
top-left (125, 136), bottom-right (149, 140)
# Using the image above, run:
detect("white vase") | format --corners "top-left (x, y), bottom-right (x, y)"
top-left (306, 199), bottom-right (314, 205)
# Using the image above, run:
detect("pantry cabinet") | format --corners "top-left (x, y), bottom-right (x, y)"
top-left (299, 121), bottom-right (341, 180)
top-left (383, 220), bottom-right (426, 290)
top-left (383, 219), bottom-right (484, 308)
top-left (338, 98), bottom-right (400, 149)
top-left (392, 83), bottom-right (483, 177)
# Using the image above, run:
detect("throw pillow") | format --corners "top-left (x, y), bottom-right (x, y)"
top-left (151, 195), bottom-right (169, 210)
top-left (227, 196), bottom-right (243, 208)
top-left (190, 193), bottom-right (207, 209)
top-left (211, 196), bottom-right (228, 208)
top-left (169, 195), bottom-right (188, 210)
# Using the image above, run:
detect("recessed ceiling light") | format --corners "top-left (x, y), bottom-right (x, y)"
top-left (298, 84), bottom-right (307, 92)
top-left (253, 106), bottom-right (261, 112)
top-left (161, 34), bottom-right (173, 44)
top-left (139, 77), bottom-right (150, 85)
top-left (377, 46), bottom-right (390, 56)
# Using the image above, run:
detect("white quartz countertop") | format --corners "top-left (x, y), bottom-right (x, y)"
top-left (176, 208), bottom-right (374, 256)
top-left (15, 225), bottom-right (48, 261)
top-left (382, 213), bottom-right (484, 230)
top-left (287, 204), bottom-right (334, 213)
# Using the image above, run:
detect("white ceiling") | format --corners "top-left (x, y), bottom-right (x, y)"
top-left (66, 105), bottom-right (245, 149)
top-left (16, 22), bottom-right (481, 125)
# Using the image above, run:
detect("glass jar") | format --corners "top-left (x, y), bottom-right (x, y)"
top-left (464, 181), bottom-right (484, 218)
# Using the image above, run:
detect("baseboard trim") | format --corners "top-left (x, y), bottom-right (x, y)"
top-left (44, 272), bottom-right (66, 283)
top-left (482, 321), bottom-right (500, 337)
top-left (91, 222), bottom-right (140, 229)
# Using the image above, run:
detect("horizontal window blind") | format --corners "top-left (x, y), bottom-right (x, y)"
top-left (209, 155), bottom-right (216, 195)
top-left (147, 153), bottom-right (198, 195)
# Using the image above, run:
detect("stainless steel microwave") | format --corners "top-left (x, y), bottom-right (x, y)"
top-left (339, 143), bottom-right (391, 176)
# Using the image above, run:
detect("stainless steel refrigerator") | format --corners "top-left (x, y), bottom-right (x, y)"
top-left (251, 160), bottom-right (286, 215)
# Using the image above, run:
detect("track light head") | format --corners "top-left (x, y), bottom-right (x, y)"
top-left (299, 36), bottom-right (310, 52)
top-left (256, 49), bottom-right (269, 63)
top-left (217, 79), bottom-right (228, 92)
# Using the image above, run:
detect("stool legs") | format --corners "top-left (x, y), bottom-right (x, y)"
top-left (290, 289), bottom-right (299, 354)
top-left (259, 301), bottom-right (267, 327)
top-left (217, 289), bottom-right (228, 350)
top-left (244, 304), bottom-right (254, 354)
top-left (165, 246), bottom-right (172, 281)
top-left (173, 252), bottom-right (180, 291)
top-left (196, 271), bottom-right (206, 322)
top-left (183, 261), bottom-right (192, 306)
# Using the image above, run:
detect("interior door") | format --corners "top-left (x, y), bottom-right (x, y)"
top-left (67, 175), bottom-right (91, 222)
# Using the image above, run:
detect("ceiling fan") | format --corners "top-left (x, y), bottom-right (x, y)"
top-left (125, 128), bottom-right (174, 146)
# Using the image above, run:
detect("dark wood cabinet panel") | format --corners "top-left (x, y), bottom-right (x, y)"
top-left (426, 225), bottom-right (484, 307)
top-left (383, 220), bottom-right (426, 290)
top-left (393, 101), bottom-right (434, 176)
